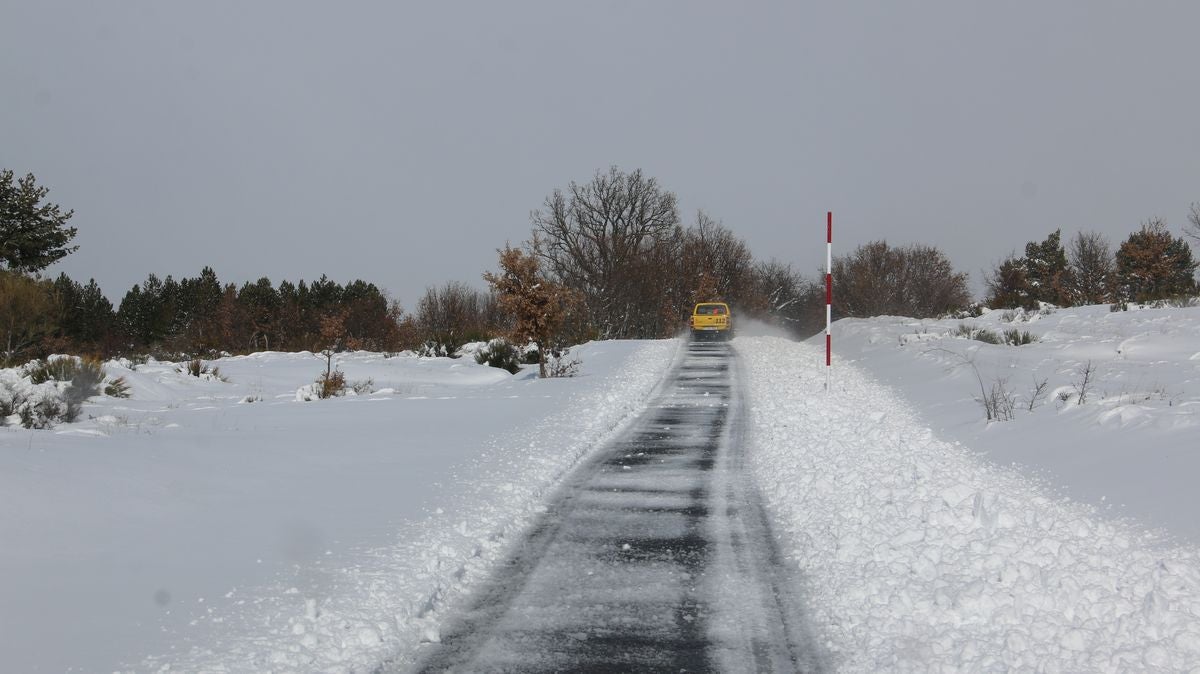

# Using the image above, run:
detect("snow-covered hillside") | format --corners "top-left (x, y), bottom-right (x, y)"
top-left (0, 342), bottom-right (679, 673)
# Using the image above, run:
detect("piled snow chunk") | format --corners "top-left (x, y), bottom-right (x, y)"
top-left (736, 336), bottom-right (1200, 672)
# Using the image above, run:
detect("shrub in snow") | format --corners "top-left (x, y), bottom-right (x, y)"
top-left (29, 356), bottom-right (86, 384)
top-left (953, 323), bottom-right (1002, 344)
top-left (180, 358), bottom-right (225, 381)
top-left (546, 350), bottom-right (581, 378)
top-left (1113, 295), bottom-right (1200, 312)
top-left (1, 356), bottom-right (128, 428)
top-left (520, 343), bottom-right (541, 365)
top-left (548, 358), bottom-right (581, 378)
top-left (316, 370), bottom-right (346, 399)
top-left (455, 340), bottom-right (486, 359)
top-left (415, 340), bottom-right (451, 358)
top-left (61, 358), bottom-right (105, 422)
top-left (1002, 328), bottom-right (1036, 346)
top-left (24, 355), bottom-right (107, 420)
top-left (980, 377), bottom-right (1016, 422)
top-left (104, 376), bottom-right (131, 399)
top-left (1072, 360), bottom-right (1097, 405)
top-left (1, 370), bottom-right (66, 429)
top-left (298, 366), bottom-right (369, 400)
top-left (18, 392), bottom-right (64, 429)
top-left (473, 338), bottom-right (521, 374)
top-left (1026, 377), bottom-right (1050, 411)
top-left (947, 303), bottom-right (985, 319)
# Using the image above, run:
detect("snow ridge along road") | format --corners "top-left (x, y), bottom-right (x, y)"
top-left (406, 341), bottom-right (826, 672)
top-left (737, 335), bottom-right (1200, 671)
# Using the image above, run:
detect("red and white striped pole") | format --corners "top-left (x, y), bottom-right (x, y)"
top-left (825, 211), bottom-right (832, 392)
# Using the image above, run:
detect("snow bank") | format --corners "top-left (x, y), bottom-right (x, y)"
top-left (134, 339), bottom-right (680, 672)
top-left (737, 336), bottom-right (1200, 672)
top-left (828, 303), bottom-right (1200, 543)
top-left (1, 342), bottom-right (678, 672)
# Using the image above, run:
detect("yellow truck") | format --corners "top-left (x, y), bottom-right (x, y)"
top-left (689, 302), bottom-right (733, 341)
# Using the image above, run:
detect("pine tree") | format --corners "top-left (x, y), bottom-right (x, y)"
top-left (1115, 218), bottom-right (1199, 302)
top-left (1023, 229), bottom-right (1073, 305)
top-left (276, 280), bottom-right (304, 350)
top-left (53, 273), bottom-right (114, 348)
top-left (237, 278), bottom-right (280, 351)
top-left (985, 256), bottom-right (1037, 309)
top-left (178, 267), bottom-right (224, 351)
top-left (0, 170), bottom-right (78, 273)
top-left (342, 280), bottom-right (390, 350)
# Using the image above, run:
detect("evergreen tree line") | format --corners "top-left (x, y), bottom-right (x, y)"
top-left (1, 267), bottom-right (409, 365)
top-left (985, 221), bottom-right (1199, 310)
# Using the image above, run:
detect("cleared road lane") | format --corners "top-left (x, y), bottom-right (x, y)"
top-left (407, 341), bottom-right (826, 672)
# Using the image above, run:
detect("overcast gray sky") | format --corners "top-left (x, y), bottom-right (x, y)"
top-left (3, 1), bottom-right (1198, 305)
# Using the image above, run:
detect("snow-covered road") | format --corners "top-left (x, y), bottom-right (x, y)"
top-left (407, 342), bottom-right (825, 672)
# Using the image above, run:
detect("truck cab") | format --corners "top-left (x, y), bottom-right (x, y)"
top-left (689, 302), bottom-right (733, 341)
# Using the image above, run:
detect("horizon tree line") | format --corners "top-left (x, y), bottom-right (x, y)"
top-left (2, 166), bottom-right (1199, 367)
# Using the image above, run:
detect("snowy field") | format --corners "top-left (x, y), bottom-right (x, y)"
top-left (735, 303), bottom-right (1200, 671)
top-left (828, 303), bottom-right (1200, 544)
top-left (4, 304), bottom-right (1200, 672)
top-left (0, 341), bottom-right (679, 673)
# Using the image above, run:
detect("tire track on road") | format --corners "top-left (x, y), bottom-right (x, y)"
top-left (406, 341), bottom-right (825, 672)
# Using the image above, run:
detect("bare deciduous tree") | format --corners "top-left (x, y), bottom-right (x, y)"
top-left (0, 270), bottom-right (56, 364)
top-left (1186, 202), bottom-right (1200, 244)
top-left (750, 260), bottom-right (825, 337)
top-left (1073, 360), bottom-right (1096, 404)
top-left (531, 167), bottom-right (680, 338)
top-left (1067, 231), bottom-right (1114, 305)
top-left (834, 241), bottom-right (970, 318)
top-left (415, 281), bottom-right (497, 351)
top-left (1027, 377), bottom-right (1049, 411)
top-left (683, 211), bottom-right (755, 307)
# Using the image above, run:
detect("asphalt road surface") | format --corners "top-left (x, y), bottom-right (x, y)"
top-left (408, 341), bottom-right (826, 673)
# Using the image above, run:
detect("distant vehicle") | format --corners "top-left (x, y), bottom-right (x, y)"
top-left (689, 302), bottom-right (733, 341)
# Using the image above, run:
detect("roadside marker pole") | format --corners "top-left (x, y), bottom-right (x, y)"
top-left (826, 211), bottom-right (832, 393)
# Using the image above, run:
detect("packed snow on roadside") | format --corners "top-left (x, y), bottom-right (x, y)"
top-left (736, 327), bottom-right (1200, 671)
top-left (0, 340), bottom-right (679, 673)
top-left (830, 303), bottom-right (1200, 543)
